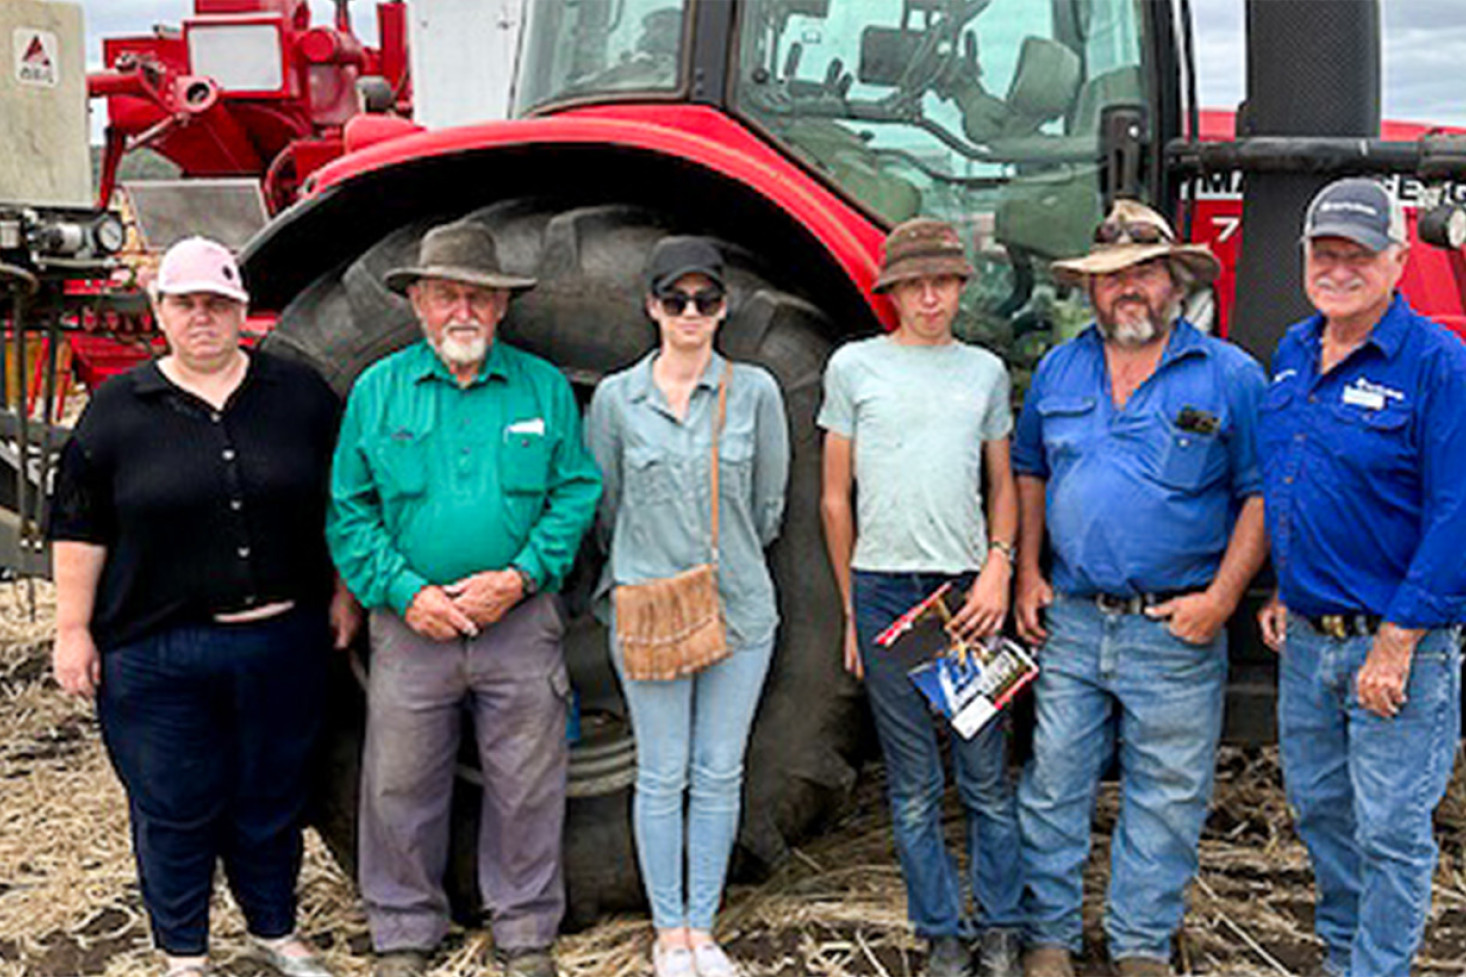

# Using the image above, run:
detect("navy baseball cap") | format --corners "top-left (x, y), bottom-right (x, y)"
top-left (645, 236), bottom-right (725, 294)
top-left (1302, 178), bottom-right (1406, 252)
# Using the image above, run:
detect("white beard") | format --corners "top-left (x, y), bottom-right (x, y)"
top-left (433, 323), bottom-right (489, 367)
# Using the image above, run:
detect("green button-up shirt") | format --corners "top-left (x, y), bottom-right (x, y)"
top-left (328, 339), bottom-right (601, 616)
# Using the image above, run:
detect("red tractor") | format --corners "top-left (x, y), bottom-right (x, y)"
top-left (82, 0), bottom-right (1466, 924)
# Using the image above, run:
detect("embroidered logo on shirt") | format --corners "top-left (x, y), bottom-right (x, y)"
top-left (1341, 377), bottom-right (1404, 411)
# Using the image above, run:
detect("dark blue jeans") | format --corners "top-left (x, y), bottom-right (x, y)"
top-left (854, 570), bottom-right (1024, 938)
top-left (97, 607), bottom-right (328, 955)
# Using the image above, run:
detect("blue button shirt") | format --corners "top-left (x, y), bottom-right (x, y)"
top-left (1258, 293), bottom-right (1466, 627)
top-left (1012, 320), bottom-right (1266, 596)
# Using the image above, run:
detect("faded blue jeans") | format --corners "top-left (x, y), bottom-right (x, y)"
top-left (854, 570), bottom-right (1024, 938)
top-left (615, 636), bottom-right (775, 931)
top-left (1279, 619), bottom-right (1461, 977)
top-left (1018, 594), bottom-right (1225, 960)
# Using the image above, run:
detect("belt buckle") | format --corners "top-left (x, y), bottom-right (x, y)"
top-left (1096, 593), bottom-right (1139, 615)
top-left (1319, 614), bottom-right (1349, 640)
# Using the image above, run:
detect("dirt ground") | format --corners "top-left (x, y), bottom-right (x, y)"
top-left (3, 582), bottom-right (1466, 977)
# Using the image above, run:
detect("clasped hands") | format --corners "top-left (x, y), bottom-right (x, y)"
top-left (405, 569), bottom-right (525, 641)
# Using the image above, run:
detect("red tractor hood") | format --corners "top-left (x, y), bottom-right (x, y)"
top-left (301, 104), bottom-right (888, 319)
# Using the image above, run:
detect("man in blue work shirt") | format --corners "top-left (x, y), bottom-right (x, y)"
top-left (1012, 200), bottom-right (1269, 977)
top-left (1256, 178), bottom-right (1466, 977)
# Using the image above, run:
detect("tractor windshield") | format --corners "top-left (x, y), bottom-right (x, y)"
top-left (515, 0), bottom-right (689, 112)
top-left (733, 0), bottom-right (1156, 372)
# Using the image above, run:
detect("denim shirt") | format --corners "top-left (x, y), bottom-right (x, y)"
top-left (1258, 293), bottom-right (1466, 626)
top-left (585, 352), bottom-right (790, 649)
top-left (1012, 320), bottom-right (1267, 596)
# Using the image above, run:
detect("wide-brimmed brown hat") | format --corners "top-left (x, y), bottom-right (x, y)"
top-left (872, 217), bottom-right (975, 293)
top-left (385, 219), bottom-right (537, 295)
top-left (1051, 199), bottom-right (1220, 286)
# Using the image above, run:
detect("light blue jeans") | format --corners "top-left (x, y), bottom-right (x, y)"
top-left (1018, 594), bottom-right (1226, 960)
top-left (615, 637), bottom-right (775, 931)
top-left (1278, 620), bottom-right (1461, 977)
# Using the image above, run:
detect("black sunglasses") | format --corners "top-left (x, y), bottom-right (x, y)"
top-left (656, 289), bottom-right (725, 316)
top-left (1093, 220), bottom-right (1172, 245)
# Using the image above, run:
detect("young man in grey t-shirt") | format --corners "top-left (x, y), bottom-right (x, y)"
top-left (819, 218), bottom-right (1021, 977)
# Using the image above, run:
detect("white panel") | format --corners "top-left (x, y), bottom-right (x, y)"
top-left (0, 1), bottom-right (88, 206)
top-left (410, 0), bottom-right (526, 128)
top-left (188, 24), bottom-right (284, 92)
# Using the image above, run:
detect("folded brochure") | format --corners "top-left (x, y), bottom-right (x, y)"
top-left (873, 582), bottom-right (1039, 739)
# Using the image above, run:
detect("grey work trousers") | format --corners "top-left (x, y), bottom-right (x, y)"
top-left (359, 594), bottom-right (570, 953)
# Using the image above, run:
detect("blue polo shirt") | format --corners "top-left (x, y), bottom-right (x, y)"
top-left (1012, 320), bottom-right (1266, 596)
top-left (1258, 293), bottom-right (1466, 627)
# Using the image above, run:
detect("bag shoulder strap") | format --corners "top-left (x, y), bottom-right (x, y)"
top-left (709, 363), bottom-right (730, 559)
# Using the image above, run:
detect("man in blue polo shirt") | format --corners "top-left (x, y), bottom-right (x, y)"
top-left (1011, 200), bottom-right (1269, 977)
top-left (1256, 178), bottom-right (1466, 977)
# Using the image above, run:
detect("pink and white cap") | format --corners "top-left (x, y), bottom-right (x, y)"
top-left (154, 236), bottom-right (249, 304)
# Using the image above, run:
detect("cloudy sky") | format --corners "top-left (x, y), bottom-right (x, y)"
top-left (79, 0), bottom-right (1466, 128)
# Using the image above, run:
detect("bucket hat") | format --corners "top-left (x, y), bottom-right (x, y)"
top-left (385, 219), bottom-right (537, 295)
top-left (1052, 199), bottom-right (1220, 286)
top-left (872, 217), bottom-right (974, 294)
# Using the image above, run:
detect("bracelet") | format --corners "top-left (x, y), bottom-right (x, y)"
top-left (988, 540), bottom-right (1016, 563)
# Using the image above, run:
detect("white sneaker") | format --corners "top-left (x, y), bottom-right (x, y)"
top-left (691, 942), bottom-right (739, 977)
top-left (653, 944), bottom-right (696, 977)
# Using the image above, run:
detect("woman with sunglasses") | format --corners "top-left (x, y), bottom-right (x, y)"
top-left (586, 237), bottom-right (790, 977)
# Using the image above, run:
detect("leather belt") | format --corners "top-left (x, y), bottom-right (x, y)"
top-left (1306, 613), bottom-right (1382, 640)
top-left (1093, 591), bottom-right (1197, 615)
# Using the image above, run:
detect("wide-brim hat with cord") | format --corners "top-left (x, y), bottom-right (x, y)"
top-left (384, 218), bottom-right (537, 295)
top-left (872, 217), bottom-right (975, 294)
top-left (1051, 198), bottom-right (1221, 287)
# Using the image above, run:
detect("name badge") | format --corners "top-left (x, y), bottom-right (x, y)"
top-left (1342, 386), bottom-right (1386, 411)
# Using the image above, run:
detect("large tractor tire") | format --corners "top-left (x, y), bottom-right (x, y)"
top-left (263, 199), bottom-right (864, 926)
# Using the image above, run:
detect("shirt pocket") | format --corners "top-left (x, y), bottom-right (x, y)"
top-left (1039, 396), bottom-right (1097, 459)
top-left (625, 444), bottom-right (679, 506)
top-left (718, 431), bottom-right (755, 502)
top-left (1155, 419), bottom-right (1227, 492)
top-left (1256, 383), bottom-right (1297, 458)
top-left (370, 435), bottom-right (428, 498)
top-left (500, 429), bottom-right (552, 495)
top-left (1328, 401), bottom-right (1411, 465)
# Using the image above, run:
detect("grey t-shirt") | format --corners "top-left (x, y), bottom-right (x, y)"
top-left (817, 335), bottom-right (1013, 573)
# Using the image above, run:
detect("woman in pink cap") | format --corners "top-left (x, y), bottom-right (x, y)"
top-left (48, 237), bottom-right (359, 977)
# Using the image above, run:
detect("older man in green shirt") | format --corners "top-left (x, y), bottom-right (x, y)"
top-left (328, 219), bottom-right (601, 977)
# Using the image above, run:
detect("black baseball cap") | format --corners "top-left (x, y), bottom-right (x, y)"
top-left (645, 236), bottom-right (725, 294)
top-left (1303, 178), bottom-right (1406, 252)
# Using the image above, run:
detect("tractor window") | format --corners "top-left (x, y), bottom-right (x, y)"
top-left (732, 0), bottom-right (1153, 386)
top-left (515, 0), bottom-right (689, 113)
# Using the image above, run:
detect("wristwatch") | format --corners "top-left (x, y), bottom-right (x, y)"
top-left (512, 565), bottom-right (538, 596)
top-left (988, 539), bottom-right (1017, 563)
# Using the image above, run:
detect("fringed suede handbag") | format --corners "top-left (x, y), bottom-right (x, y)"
top-left (615, 367), bottom-right (731, 681)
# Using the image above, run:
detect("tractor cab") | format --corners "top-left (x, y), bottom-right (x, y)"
top-left (514, 0), bottom-right (1176, 367)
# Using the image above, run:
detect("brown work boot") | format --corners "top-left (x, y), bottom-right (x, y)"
top-left (371, 950), bottom-right (429, 977)
top-left (1022, 946), bottom-right (1074, 977)
top-left (1114, 957), bottom-right (1172, 977)
top-left (497, 946), bottom-right (558, 977)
